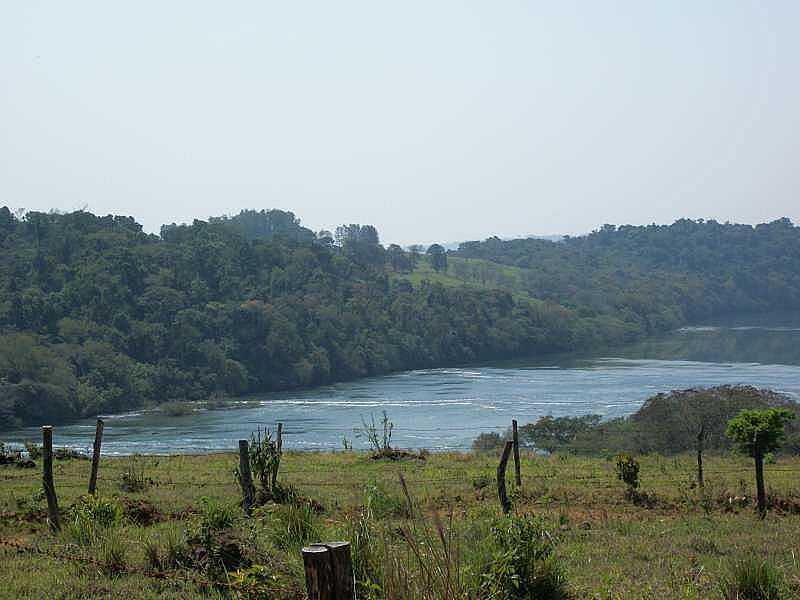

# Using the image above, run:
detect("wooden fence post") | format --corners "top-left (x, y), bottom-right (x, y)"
top-left (512, 419), bottom-right (522, 487)
top-left (272, 422), bottom-right (283, 490)
top-left (497, 440), bottom-right (513, 514)
top-left (88, 418), bottom-right (104, 495)
top-left (696, 423), bottom-right (705, 490)
top-left (326, 542), bottom-right (354, 599)
top-left (238, 440), bottom-right (255, 516)
top-left (303, 545), bottom-right (335, 600)
top-left (302, 542), bottom-right (354, 599)
top-left (42, 426), bottom-right (60, 532)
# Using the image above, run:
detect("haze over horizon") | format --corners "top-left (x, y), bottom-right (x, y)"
top-left (3, 2), bottom-right (799, 246)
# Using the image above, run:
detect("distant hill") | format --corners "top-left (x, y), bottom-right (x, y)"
top-left (1, 209), bottom-right (799, 429)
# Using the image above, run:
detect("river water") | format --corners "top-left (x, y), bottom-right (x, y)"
top-left (4, 315), bottom-right (800, 454)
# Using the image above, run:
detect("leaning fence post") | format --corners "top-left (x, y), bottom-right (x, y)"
top-left (302, 542), bottom-right (354, 599)
top-left (512, 419), bottom-right (522, 487)
top-left (88, 418), bottom-right (104, 495)
top-left (238, 440), bottom-right (255, 515)
top-left (497, 440), bottom-right (513, 514)
top-left (272, 422), bottom-right (283, 490)
top-left (42, 426), bottom-right (61, 531)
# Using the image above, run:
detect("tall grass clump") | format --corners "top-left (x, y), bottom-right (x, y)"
top-left (199, 496), bottom-right (235, 531)
top-left (99, 530), bottom-right (129, 576)
top-left (271, 502), bottom-right (319, 550)
top-left (67, 495), bottom-right (123, 545)
top-left (720, 556), bottom-right (783, 600)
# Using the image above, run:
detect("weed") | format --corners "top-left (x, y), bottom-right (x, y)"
top-left (118, 455), bottom-right (152, 492)
top-left (359, 411), bottom-right (394, 455)
top-left (719, 555), bottom-right (783, 600)
top-left (67, 495), bottom-right (123, 545)
top-left (199, 496), bottom-right (235, 531)
top-left (99, 530), bottom-right (128, 576)
top-left (271, 502), bottom-right (319, 550)
top-left (472, 474), bottom-right (492, 490)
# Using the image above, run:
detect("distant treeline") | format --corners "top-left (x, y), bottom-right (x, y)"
top-left (1, 208), bottom-right (799, 429)
top-left (454, 218), bottom-right (800, 342)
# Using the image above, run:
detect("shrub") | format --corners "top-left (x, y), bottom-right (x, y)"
top-left (23, 442), bottom-right (41, 460)
top-left (480, 514), bottom-right (569, 600)
top-left (160, 401), bottom-right (193, 416)
top-left (472, 474), bottom-right (492, 490)
top-left (615, 453), bottom-right (640, 491)
top-left (472, 432), bottom-right (505, 452)
top-left (720, 556), bottom-right (783, 600)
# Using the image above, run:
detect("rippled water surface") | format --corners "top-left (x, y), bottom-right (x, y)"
top-left (4, 315), bottom-right (800, 453)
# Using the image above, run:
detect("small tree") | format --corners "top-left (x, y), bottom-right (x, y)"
top-left (726, 408), bottom-right (795, 518)
top-left (615, 453), bottom-right (640, 499)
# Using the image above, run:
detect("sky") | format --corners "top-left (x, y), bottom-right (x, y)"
top-left (2, 1), bottom-right (799, 246)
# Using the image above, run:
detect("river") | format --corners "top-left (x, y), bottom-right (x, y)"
top-left (3, 314), bottom-right (800, 454)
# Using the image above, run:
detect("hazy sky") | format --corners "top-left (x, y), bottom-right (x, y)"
top-left (2, 2), bottom-right (799, 245)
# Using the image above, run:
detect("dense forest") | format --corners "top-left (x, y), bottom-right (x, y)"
top-left (454, 218), bottom-right (800, 341)
top-left (1, 208), bottom-right (799, 429)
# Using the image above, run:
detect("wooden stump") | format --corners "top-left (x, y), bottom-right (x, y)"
top-left (302, 542), bottom-right (354, 599)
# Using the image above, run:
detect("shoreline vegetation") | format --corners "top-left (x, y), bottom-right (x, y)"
top-left (2, 207), bottom-right (800, 430)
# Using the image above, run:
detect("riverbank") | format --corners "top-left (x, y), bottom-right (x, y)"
top-left (2, 450), bottom-right (799, 598)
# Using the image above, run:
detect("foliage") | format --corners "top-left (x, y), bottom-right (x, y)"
top-left (719, 556), bottom-right (783, 600)
top-left (67, 495), bottom-right (123, 545)
top-left (480, 514), bottom-right (569, 600)
top-left (519, 415), bottom-right (601, 453)
top-left (615, 454), bottom-right (640, 491)
top-left (240, 426), bottom-right (281, 496)
top-left (160, 401), bottom-right (193, 416)
top-left (23, 441), bottom-right (41, 460)
top-left (199, 496), bottom-right (235, 531)
top-left (726, 409), bottom-right (796, 458)
top-left (118, 455), bottom-right (152, 492)
top-left (270, 502), bottom-right (319, 550)
top-left (472, 432), bottom-right (506, 452)
top-left (0, 207), bottom-right (586, 428)
top-left (501, 386), bottom-right (800, 457)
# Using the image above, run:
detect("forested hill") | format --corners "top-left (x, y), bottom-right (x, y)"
top-left (454, 218), bottom-right (800, 333)
top-left (0, 208), bottom-right (571, 429)
top-left (1, 209), bottom-right (798, 429)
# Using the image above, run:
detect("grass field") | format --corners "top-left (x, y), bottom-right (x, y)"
top-left (1, 449), bottom-right (799, 598)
